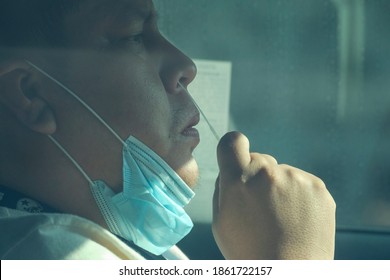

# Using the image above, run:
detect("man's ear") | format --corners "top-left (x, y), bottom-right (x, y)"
top-left (0, 60), bottom-right (56, 135)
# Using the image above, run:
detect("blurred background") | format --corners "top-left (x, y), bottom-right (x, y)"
top-left (154, 0), bottom-right (390, 259)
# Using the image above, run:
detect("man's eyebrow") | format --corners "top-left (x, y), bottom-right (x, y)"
top-left (106, 1), bottom-right (158, 24)
top-left (115, 8), bottom-right (158, 24)
top-left (89, 0), bottom-right (157, 25)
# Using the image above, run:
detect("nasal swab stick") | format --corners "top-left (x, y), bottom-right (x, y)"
top-left (178, 82), bottom-right (220, 141)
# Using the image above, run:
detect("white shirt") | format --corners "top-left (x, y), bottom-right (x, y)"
top-left (0, 206), bottom-right (146, 260)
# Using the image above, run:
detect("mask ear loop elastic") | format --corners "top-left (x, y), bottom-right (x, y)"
top-left (178, 82), bottom-right (220, 141)
top-left (48, 134), bottom-right (94, 186)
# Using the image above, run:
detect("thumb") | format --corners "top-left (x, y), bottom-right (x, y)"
top-left (217, 131), bottom-right (251, 179)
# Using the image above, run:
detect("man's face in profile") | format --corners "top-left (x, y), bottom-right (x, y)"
top-left (35, 0), bottom-right (200, 190)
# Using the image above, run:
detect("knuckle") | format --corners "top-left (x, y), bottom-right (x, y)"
top-left (331, 198), bottom-right (337, 210)
top-left (262, 154), bottom-right (278, 165)
top-left (326, 191), bottom-right (337, 210)
top-left (282, 165), bottom-right (304, 183)
top-left (310, 177), bottom-right (336, 210)
top-left (241, 155), bottom-right (279, 188)
top-left (312, 177), bottom-right (327, 190)
top-left (256, 164), bottom-right (278, 185)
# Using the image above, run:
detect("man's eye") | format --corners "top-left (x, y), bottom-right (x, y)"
top-left (117, 33), bottom-right (145, 46)
top-left (108, 33), bottom-right (146, 52)
top-left (124, 33), bottom-right (144, 44)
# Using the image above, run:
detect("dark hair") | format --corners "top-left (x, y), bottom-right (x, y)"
top-left (0, 0), bottom-right (81, 49)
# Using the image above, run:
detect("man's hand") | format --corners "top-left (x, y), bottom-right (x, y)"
top-left (212, 132), bottom-right (336, 259)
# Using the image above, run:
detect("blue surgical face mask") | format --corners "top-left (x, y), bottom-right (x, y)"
top-left (26, 61), bottom-right (195, 256)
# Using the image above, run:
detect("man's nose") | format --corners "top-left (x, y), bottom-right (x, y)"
top-left (159, 38), bottom-right (197, 94)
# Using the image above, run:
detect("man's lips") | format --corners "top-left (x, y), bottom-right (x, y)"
top-left (181, 113), bottom-right (200, 137)
top-left (181, 127), bottom-right (200, 137)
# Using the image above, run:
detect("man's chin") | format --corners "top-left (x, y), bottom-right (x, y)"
top-left (175, 158), bottom-right (199, 188)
